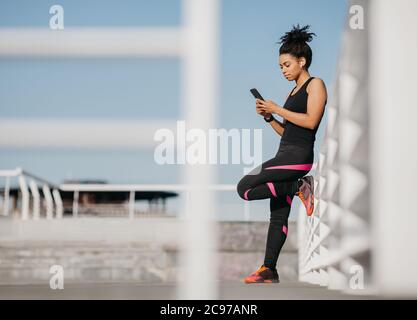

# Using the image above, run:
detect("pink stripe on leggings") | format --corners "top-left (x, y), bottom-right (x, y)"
top-left (266, 182), bottom-right (277, 198)
top-left (282, 225), bottom-right (288, 236)
top-left (286, 195), bottom-right (292, 205)
top-left (265, 163), bottom-right (313, 171)
top-left (243, 188), bottom-right (252, 200)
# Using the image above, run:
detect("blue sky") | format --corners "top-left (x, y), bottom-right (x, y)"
top-left (0, 0), bottom-right (348, 219)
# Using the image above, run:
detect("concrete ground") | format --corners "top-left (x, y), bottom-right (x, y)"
top-left (0, 281), bottom-right (383, 300)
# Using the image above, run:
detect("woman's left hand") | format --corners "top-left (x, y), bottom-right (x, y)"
top-left (256, 99), bottom-right (281, 115)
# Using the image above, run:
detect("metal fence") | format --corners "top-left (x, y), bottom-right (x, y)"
top-left (298, 0), bottom-right (417, 297)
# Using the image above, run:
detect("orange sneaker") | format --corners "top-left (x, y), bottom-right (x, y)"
top-left (243, 265), bottom-right (279, 284)
top-left (298, 175), bottom-right (314, 216)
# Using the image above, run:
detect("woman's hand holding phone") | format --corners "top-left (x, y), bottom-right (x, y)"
top-left (250, 88), bottom-right (272, 118)
top-left (256, 99), bottom-right (271, 118)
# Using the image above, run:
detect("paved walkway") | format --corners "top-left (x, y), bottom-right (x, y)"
top-left (0, 281), bottom-right (383, 300)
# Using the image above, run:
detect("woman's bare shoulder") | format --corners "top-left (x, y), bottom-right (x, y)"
top-left (307, 77), bottom-right (326, 93)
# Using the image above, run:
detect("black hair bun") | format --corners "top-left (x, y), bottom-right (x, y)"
top-left (279, 24), bottom-right (316, 44)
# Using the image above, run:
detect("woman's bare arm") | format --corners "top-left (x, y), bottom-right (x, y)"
top-left (268, 117), bottom-right (285, 136)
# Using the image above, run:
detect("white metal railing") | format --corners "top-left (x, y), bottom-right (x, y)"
top-left (299, 0), bottom-right (417, 297)
top-left (1, 169), bottom-right (258, 221)
top-left (0, 169), bottom-right (257, 220)
top-left (0, 167), bottom-right (61, 219)
top-left (1, 170), bottom-right (257, 222)
top-left (298, 0), bottom-right (371, 292)
top-left (60, 183), bottom-right (236, 219)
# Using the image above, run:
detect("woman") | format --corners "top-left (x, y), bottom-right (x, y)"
top-left (236, 24), bottom-right (327, 283)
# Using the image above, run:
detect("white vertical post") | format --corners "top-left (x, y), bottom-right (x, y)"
top-left (370, 0), bottom-right (417, 296)
top-left (18, 175), bottom-right (29, 220)
top-left (157, 198), bottom-right (162, 214)
top-left (3, 177), bottom-right (10, 216)
top-left (73, 190), bottom-right (79, 218)
top-left (178, 0), bottom-right (220, 299)
top-left (244, 201), bottom-right (250, 221)
top-left (129, 190), bottom-right (135, 219)
top-left (29, 179), bottom-right (40, 220)
top-left (147, 200), bottom-right (151, 214)
top-left (42, 184), bottom-right (54, 220)
top-left (162, 198), bottom-right (166, 214)
top-left (52, 189), bottom-right (63, 219)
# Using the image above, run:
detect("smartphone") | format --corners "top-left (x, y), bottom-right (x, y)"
top-left (250, 88), bottom-right (265, 101)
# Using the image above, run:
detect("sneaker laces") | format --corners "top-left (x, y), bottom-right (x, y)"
top-left (251, 265), bottom-right (269, 275)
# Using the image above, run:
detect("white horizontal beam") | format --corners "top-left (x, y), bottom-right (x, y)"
top-left (60, 184), bottom-right (236, 192)
top-left (0, 118), bottom-right (176, 148)
top-left (0, 28), bottom-right (183, 57)
top-left (0, 168), bottom-right (22, 177)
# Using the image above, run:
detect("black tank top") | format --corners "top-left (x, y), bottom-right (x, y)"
top-left (281, 77), bottom-right (321, 148)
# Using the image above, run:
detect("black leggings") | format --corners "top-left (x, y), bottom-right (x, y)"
top-left (237, 141), bottom-right (314, 270)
